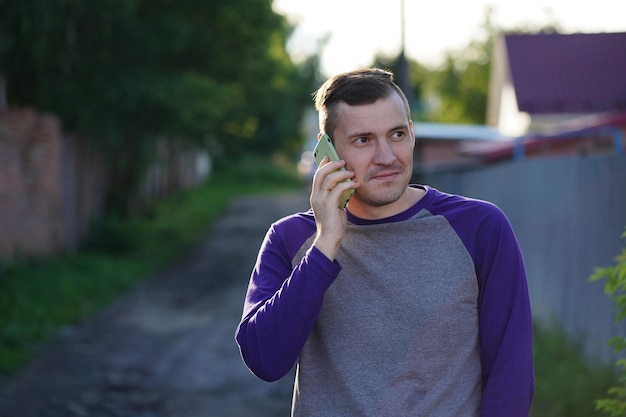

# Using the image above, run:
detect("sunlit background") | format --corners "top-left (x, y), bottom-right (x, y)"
top-left (274, 0), bottom-right (626, 75)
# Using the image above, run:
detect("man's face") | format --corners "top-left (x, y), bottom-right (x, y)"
top-left (332, 92), bottom-right (414, 211)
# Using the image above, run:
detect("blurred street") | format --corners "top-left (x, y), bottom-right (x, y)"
top-left (0, 191), bottom-right (310, 417)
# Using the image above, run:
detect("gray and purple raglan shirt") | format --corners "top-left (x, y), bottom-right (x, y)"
top-left (235, 185), bottom-right (534, 417)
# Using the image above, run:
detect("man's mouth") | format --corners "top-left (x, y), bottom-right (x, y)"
top-left (369, 170), bottom-right (400, 181)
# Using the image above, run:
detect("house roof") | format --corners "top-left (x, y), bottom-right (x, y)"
top-left (479, 111), bottom-right (626, 162)
top-left (505, 32), bottom-right (626, 114)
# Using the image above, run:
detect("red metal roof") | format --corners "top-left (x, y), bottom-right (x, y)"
top-left (480, 111), bottom-right (626, 162)
top-left (505, 32), bottom-right (626, 114)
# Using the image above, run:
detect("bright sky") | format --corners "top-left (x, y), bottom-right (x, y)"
top-left (272, 0), bottom-right (626, 77)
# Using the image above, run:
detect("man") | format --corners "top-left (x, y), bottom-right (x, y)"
top-left (235, 68), bottom-right (534, 416)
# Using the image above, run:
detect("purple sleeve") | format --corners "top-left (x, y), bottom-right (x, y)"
top-left (235, 219), bottom-right (340, 382)
top-left (441, 198), bottom-right (534, 416)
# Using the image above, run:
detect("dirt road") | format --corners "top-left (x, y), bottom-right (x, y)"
top-left (0, 190), bottom-right (311, 417)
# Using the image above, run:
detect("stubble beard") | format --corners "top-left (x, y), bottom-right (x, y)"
top-left (354, 169), bottom-right (410, 208)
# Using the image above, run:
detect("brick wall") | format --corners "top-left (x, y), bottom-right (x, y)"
top-left (0, 107), bottom-right (210, 259)
top-left (60, 134), bottom-right (109, 252)
top-left (0, 108), bottom-right (64, 257)
top-left (0, 107), bottom-right (111, 258)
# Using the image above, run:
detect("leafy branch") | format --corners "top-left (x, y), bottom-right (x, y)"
top-left (590, 229), bottom-right (626, 417)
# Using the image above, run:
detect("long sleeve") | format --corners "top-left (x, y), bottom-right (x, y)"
top-left (235, 217), bottom-right (340, 382)
top-left (433, 192), bottom-right (534, 416)
top-left (476, 211), bottom-right (534, 416)
top-left (460, 202), bottom-right (535, 416)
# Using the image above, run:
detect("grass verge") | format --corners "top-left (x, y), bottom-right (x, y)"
top-left (0, 157), bottom-right (301, 375)
top-left (531, 321), bottom-right (616, 417)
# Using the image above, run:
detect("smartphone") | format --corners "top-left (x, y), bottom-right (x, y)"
top-left (313, 134), bottom-right (355, 209)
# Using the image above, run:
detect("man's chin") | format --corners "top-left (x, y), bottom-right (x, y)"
top-left (355, 186), bottom-right (406, 208)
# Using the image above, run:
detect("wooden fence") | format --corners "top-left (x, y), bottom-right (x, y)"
top-left (422, 155), bottom-right (626, 364)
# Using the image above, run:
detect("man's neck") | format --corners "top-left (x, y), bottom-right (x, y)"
top-left (347, 186), bottom-right (426, 220)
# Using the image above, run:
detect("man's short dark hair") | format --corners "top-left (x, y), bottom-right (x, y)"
top-left (314, 68), bottom-right (411, 137)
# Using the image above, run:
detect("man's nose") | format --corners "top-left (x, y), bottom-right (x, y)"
top-left (373, 139), bottom-right (397, 165)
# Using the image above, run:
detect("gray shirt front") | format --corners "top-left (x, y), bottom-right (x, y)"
top-left (292, 208), bottom-right (482, 417)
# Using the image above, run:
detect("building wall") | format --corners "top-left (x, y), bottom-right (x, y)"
top-left (60, 134), bottom-right (109, 252)
top-left (417, 140), bottom-right (459, 163)
top-left (0, 108), bottom-right (64, 257)
top-left (0, 107), bottom-right (210, 259)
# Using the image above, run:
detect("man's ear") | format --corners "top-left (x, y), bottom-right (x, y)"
top-left (317, 133), bottom-right (323, 141)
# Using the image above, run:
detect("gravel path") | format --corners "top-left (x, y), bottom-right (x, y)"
top-left (0, 190), bottom-right (311, 417)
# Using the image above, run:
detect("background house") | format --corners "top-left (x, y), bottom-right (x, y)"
top-left (480, 32), bottom-right (626, 162)
top-left (487, 31), bottom-right (626, 137)
top-left (416, 32), bottom-right (626, 173)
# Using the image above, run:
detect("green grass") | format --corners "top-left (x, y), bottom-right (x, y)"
top-left (531, 321), bottom-right (616, 417)
top-left (0, 157), bottom-right (301, 375)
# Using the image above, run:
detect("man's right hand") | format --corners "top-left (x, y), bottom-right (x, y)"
top-left (309, 157), bottom-right (358, 261)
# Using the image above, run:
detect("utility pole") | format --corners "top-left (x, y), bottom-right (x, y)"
top-left (397, 0), bottom-right (415, 111)
top-left (397, 0), bottom-right (421, 182)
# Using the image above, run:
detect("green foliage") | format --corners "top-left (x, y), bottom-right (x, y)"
top-left (0, 0), bottom-right (317, 213)
top-left (531, 322), bottom-right (615, 417)
top-left (213, 154), bottom-right (302, 187)
top-left (371, 53), bottom-right (430, 120)
top-left (589, 229), bottom-right (626, 416)
top-left (370, 12), bottom-right (492, 125)
top-left (0, 159), bottom-right (301, 375)
top-left (0, 0), bottom-right (305, 147)
top-left (0, 253), bottom-right (148, 373)
top-left (425, 33), bottom-right (491, 125)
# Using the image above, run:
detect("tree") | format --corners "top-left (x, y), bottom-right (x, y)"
top-left (424, 9), bottom-right (494, 124)
top-left (371, 52), bottom-right (431, 121)
top-left (0, 0), bottom-right (314, 214)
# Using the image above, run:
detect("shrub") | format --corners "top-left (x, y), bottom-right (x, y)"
top-left (590, 229), bottom-right (626, 416)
